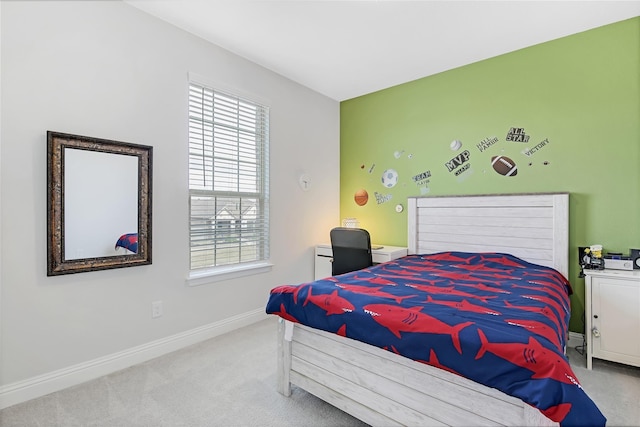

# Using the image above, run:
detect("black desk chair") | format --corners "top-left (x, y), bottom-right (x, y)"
top-left (330, 227), bottom-right (373, 276)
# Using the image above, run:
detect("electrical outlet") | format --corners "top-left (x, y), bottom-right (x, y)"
top-left (152, 300), bottom-right (163, 318)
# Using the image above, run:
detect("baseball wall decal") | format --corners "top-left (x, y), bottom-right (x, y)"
top-left (450, 139), bottom-right (462, 151)
top-left (491, 155), bottom-right (518, 176)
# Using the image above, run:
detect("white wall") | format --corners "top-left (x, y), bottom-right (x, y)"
top-left (0, 0), bottom-right (339, 405)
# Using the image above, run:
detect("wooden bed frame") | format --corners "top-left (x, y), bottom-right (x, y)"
top-left (276, 193), bottom-right (569, 426)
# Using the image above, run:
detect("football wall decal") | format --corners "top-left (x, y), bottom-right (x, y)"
top-left (491, 155), bottom-right (518, 176)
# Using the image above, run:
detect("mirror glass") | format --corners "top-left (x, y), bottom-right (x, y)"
top-left (65, 148), bottom-right (139, 259)
top-left (47, 131), bottom-right (152, 275)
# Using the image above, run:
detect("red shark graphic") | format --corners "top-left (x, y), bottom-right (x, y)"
top-left (475, 272), bottom-right (521, 280)
top-left (336, 324), bottom-right (347, 337)
top-left (388, 344), bottom-right (462, 377)
top-left (522, 295), bottom-right (569, 328)
top-left (373, 273), bottom-right (452, 286)
top-left (351, 274), bottom-right (398, 286)
top-left (523, 268), bottom-right (569, 285)
top-left (540, 402), bottom-right (572, 423)
top-left (363, 303), bottom-right (472, 353)
top-left (304, 288), bottom-right (355, 315)
top-left (377, 267), bottom-right (421, 277)
top-left (400, 259), bottom-right (443, 269)
top-left (427, 252), bottom-right (473, 263)
top-left (529, 279), bottom-right (572, 304)
top-left (480, 254), bottom-right (526, 268)
top-left (522, 269), bottom-right (573, 295)
top-left (511, 285), bottom-right (570, 313)
top-left (421, 349), bottom-right (462, 376)
top-left (475, 329), bottom-right (579, 385)
top-left (401, 265), bottom-right (442, 273)
top-left (432, 271), bottom-right (503, 286)
top-left (455, 282), bottom-right (512, 294)
top-left (512, 282), bottom-right (554, 292)
top-left (505, 319), bottom-right (563, 350)
top-left (274, 303), bottom-right (299, 323)
top-left (452, 263), bottom-right (511, 273)
top-left (523, 293), bottom-right (569, 314)
top-left (270, 284), bottom-right (304, 304)
top-left (504, 301), bottom-right (562, 333)
top-left (426, 296), bottom-right (501, 316)
top-left (385, 345), bottom-right (396, 353)
top-left (405, 283), bottom-right (495, 304)
top-left (335, 283), bottom-right (417, 304)
top-left (513, 281), bottom-right (568, 303)
top-left (388, 345), bottom-right (401, 355)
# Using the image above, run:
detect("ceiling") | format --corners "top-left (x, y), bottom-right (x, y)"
top-left (125, 1), bottom-right (640, 101)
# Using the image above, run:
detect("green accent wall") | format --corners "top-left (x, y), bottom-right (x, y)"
top-left (340, 17), bottom-right (640, 333)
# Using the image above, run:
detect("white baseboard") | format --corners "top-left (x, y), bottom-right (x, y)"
top-left (0, 308), bottom-right (268, 410)
top-left (568, 331), bottom-right (585, 349)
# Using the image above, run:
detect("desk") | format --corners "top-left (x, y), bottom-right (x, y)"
top-left (314, 244), bottom-right (408, 280)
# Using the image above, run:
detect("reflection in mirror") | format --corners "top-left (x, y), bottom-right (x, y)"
top-left (65, 148), bottom-right (138, 260)
top-left (47, 131), bottom-right (152, 276)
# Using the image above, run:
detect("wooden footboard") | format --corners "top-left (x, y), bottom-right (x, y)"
top-left (277, 319), bottom-right (556, 427)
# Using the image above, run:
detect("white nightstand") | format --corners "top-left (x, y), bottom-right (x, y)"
top-left (584, 269), bottom-right (640, 369)
top-left (314, 244), bottom-right (408, 280)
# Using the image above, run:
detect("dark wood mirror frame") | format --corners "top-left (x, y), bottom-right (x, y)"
top-left (47, 131), bottom-right (152, 276)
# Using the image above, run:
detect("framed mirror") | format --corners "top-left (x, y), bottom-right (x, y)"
top-left (47, 131), bottom-right (152, 275)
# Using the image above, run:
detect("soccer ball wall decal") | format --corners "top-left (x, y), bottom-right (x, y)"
top-left (381, 169), bottom-right (399, 188)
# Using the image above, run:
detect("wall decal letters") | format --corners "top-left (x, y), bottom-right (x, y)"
top-left (506, 127), bottom-right (530, 142)
top-left (374, 192), bottom-right (393, 204)
top-left (522, 138), bottom-right (550, 157)
top-left (445, 150), bottom-right (470, 172)
top-left (476, 136), bottom-right (499, 152)
top-left (412, 170), bottom-right (431, 184)
top-left (455, 163), bottom-right (471, 176)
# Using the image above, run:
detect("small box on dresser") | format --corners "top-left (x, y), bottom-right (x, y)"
top-left (584, 269), bottom-right (640, 370)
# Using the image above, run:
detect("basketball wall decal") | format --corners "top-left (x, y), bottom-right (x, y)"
top-left (491, 155), bottom-right (518, 176)
top-left (354, 189), bottom-right (369, 206)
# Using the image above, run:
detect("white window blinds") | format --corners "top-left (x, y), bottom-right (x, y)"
top-left (188, 82), bottom-right (269, 271)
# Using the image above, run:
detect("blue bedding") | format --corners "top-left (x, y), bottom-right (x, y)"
top-left (265, 252), bottom-right (605, 426)
top-left (115, 233), bottom-right (138, 253)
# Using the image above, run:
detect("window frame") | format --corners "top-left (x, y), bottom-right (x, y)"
top-left (186, 73), bottom-right (272, 286)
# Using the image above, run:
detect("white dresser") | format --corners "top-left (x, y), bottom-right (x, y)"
top-left (584, 269), bottom-right (640, 369)
top-left (314, 244), bottom-right (408, 280)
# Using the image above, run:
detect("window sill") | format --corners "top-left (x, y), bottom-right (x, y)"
top-left (186, 261), bottom-right (273, 287)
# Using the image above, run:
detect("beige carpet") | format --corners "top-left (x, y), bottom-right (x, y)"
top-left (1, 317), bottom-right (638, 426)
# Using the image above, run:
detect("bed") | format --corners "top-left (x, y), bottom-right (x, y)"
top-left (266, 193), bottom-right (605, 426)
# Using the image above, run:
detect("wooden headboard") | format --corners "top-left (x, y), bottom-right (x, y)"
top-left (407, 193), bottom-right (569, 277)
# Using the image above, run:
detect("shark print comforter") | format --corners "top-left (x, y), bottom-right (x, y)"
top-left (115, 233), bottom-right (138, 253)
top-left (265, 251), bottom-right (605, 426)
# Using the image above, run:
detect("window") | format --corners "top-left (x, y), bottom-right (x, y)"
top-left (188, 82), bottom-right (270, 278)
